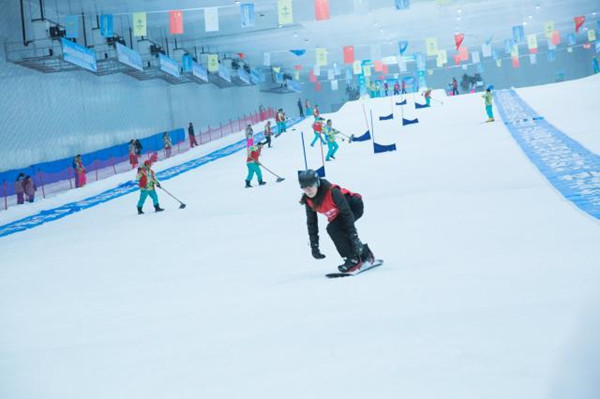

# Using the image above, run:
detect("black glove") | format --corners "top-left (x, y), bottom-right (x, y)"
top-left (311, 246), bottom-right (326, 259)
top-left (156, 182), bottom-right (161, 188)
top-left (349, 234), bottom-right (363, 258)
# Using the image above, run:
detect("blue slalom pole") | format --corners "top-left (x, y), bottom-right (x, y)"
top-left (300, 130), bottom-right (308, 170)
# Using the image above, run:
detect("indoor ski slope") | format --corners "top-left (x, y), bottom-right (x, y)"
top-left (1, 76), bottom-right (599, 399)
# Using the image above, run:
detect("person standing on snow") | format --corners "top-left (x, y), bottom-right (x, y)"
top-left (451, 77), bottom-right (459, 95)
top-left (310, 118), bottom-right (327, 147)
top-left (323, 119), bottom-right (340, 161)
top-left (245, 124), bottom-right (254, 149)
top-left (163, 132), bottom-right (173, 158)
top-left (136, 160), bottom-right (164, 214)
top-left (298, 170), bottom-right (375, 273)
top-left (401, 79), bottom-right (406, 94)
top-left (297, 98), bottom-right (305, 118)
top-left (129, 140), bottom-right (139, 169)
top-left (245, 143), bottom-right (266, 188)
top-left (264, 120), bottom-right (273, 148)
top-left (393, 81), bottom-right (400, 95)
top-left (73, 154), bottom-right (86, 188)
top-left (384, 82), bottom-right (389, 97)
top-left (423, 88), bottom-right (432, 107)
top-left (305, 99), bottom-right (313, 118)
top-left (23, 175), bottom-right (36, 203)
top-left (276, 108), bottom-right (287, 135)
top-left (482, 88), bottom-right (494, 122)
top-left (312, 105), bottom-right (320, 120)
top-left (14, 173), bottom-right (25, 205)
top-left (188, 122), bottom-right (198, 148)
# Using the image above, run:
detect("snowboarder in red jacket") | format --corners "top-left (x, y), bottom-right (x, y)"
top-left (298, 170), bottom-right (375, 273)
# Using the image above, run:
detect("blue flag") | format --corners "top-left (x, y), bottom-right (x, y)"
top-left (289, 49), bottom-right (306, 56)
top-left (512, 25), bottom-right (525, 43)
top-left (567, 33), bottom-right (576, 46)
top-left (65, 15), bottom-right (79, 38)
top-left (240, 3), bottom-right (255, 27)
top-left (504, 39), bottom-right (514, 54)
top-left (398, 41), bottom-right (409, 55)
top-left (100, 14), bottom-right (114, 37)
top-left (395, 0), bottom-right (410, 10)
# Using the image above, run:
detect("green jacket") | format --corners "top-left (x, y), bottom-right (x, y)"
top-left (483, 91), bottom-right (493, 106)
top-left (322, 125), bottom-right (339, 142)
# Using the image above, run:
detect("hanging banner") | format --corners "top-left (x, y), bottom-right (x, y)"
top-left (61, 38), bottom-right (96, 72)
top-left (574, 16), bottom-right (585, 33)
top-left (398, 40), bottom-right (409, 55)
top-left (527, 34), bottom-right (538, 53)
top-left (333, 62), bottom-right (340, 75)
top-left (363, 65), bottom-right (371, 77)
top-left (207, 54), bottom-right (219, 72)
top-left (504, 39), bottom-right (514, 54)
top-left (382, 64), bottom-right (389, 74)
top-left (132, 12), bottom-right (147, 36)
top-left (529, 53), bottom-right (537, 65)
top-left (278, 0), bottom-right (294, 25)
top-left (512, 25), bottom-right (525, 43)
top-left (116, 42), bottom-right (143, 71)
top-left (415, 52), bottom-right (425, 70)
top-left (459, 46), bottom-right (469, 61)
top-left (374, 60), bottom-right (383, 71)
top-left (65, 15), bottom-right (79, 38)
top-left (436, 49), bottom-right (447, 66)
top-left (316, 48), bottom-right (328, 66)
top-left (313, 64), bottom-right (320, 76)
top-left (381, 56), bottom-right (396, 64)
top-left (263, 52), bottom-right (270, 66)
top-left (568, 33), bottom-right (576, 46)
top-left (241, 3), bottom-right (256, 27)
top-left (169, 10), bottom-right (184, 34)
top-left (551, 30), bottom-right (561, 45)
top-left (343, 46), bottom-right (355, 64)
top-left (471, 51), bottom-right (480, 64)
top-left (481, 43), bottom-right (492, 57)
top-left (425, 37), bottom-right (438, 56)
top-left (353, 60), bottom-right (362, 74)
top-left (588, 29), bottom-right (597, 42)
top-left (315, 0), bottom-right (330, 20)
top-left (327, 69), bottom-right (335, 80)
top-left (205, 8), bottom-right (219, 32)
top-left (395, 0), bottom-right (410, 10)
top-left (544, 21), bottom-right (554, 38)
top-left (511, 44), bottom-right (519, 58)
top-left (159, 53), bottom-right (181, 78)
top-left (454, 33), bottom-right (464, 49)
top-left (453, 53), bottom-right (461, 65)
top-left (100, 14), bottom-right (113, 38)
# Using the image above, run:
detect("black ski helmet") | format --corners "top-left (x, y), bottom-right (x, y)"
top-left (298, 169), bottom-right (320, 188)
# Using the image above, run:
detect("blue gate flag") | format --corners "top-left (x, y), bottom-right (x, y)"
top-left (241, 3), bottom-right (256, 27)
top-left (290, 49), bottom-right (306, 56)
top-left (100, 14), bottom-right (114, 37)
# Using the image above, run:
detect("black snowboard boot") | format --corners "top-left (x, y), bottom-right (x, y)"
top-left (360, 244), bottom-right (375, 264)
top-left (338, 257), bottom-right (363, 273)
top-left (258, 180), bottom-right (266, 186)
top-left (137, 207), bottom-right (144, 215)
top-left (154, 204), bottom-right (164, 212)
top-left (245, 180), bottom-right (252, 188)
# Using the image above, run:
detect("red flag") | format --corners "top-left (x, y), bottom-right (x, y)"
top-left (309, 70), bottom-right (317, 82)
top-left (169, 10), bottom-right (183, 34)
top-left (382, 64), bottom-right (389, 74)
top-left (343, 46), bottom-right (355, 64)
top-left (315, 81), bottom-right (322, 92)
top-left (459, 46), bottom-right (468, 61)
top-left (374, 60), bottom-right (383, 71)
top-left (551, 30), bottom-right (561, 45)
top-left (454, 33), bottom-right (464, 50)
top-left (315, 0), bottom-right (330, 21)
top-left (237, 53), bottom-right (246, 59)
top-left (583, 43), bottom-right (591, 49)
top-left (453, 54), bottom-right (461, 65)
top-left (574, 16), bottom-right (585, 33)
top-left (294, 65), bottom-right (302, 70)
top-left (512, 57), bottom-right (520, 68)
top-left (379, 74), bottom-right (386, 80)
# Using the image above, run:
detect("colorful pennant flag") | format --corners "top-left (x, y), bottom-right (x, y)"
top-left (294, 65), bottom-right (302, 70)
top-left (512, 25), bottom-right (525, 43)
top-left (316, 48), bottom-right (328, 66)
top-left (133, 12), bottom-right (147, 36)
top-left (454, 33), bottom-right (464, 50)
top-left (363, 65), bottom-right (371, 77)
top-left (471, 51), bottom-right (480, 64)
top-left (511, 44), bottom-right (519, 58)
top-left (313, 64), bottom-right (321, 76)
top-left (398, 41), bottom-right (409, 55)
top-left (205, 8), bottom-right (219, 32)
top-left (568, 33), bottom-right (576, 46)
top-left (453, 54), bottom-right (461, 65)
top-left (425, 37), bottom-right (438, 56)
top-left (481, 43), bottom-right (492, 58)
top-left (395, 0), bottom-right (410, 10)
top-left (100, 14), bottom-right (113, 37)
top-left (374, 60), bottom-right (383, 71)
top-left (309, 70), bottom-right (316, 82)
top-left (551, 30), bottom-right (560, 45)
top-left (241, 3), bottom-right (256, 27)
top-left (353, 60), bottom-right (362, 74)
top-left (327, 69), bottom-right (335, 80)
top-left (527, 34), bottom-right (538, 53)
top-left (207, 54), bottom-right (219, 72)
top-left (544, 21), bottom-right (554, 38)
top-left (315, 0), bottom-right (330, 20)
top-left (512, 57), bottom-right (520, 68)
top-left (65, 15), bottom-right (79, 38)
top-left (459, 46), bottom-right (469, 61)
top-left (169, 10), bottom-right (183, 34)
top-left (278, 0), bottom-right (294, 25)
top-left (588, 29), bottom-right (597, 42)
top-left (290, 49), bottom-right (306, 56)
top-left (574, 16), bottom-right (585, 33)
top-left (315, 81), bottom-right (322, 92)
top-left (437, 49), bottom-right (447, 66)
top-left (343, 46), bottom-right (355, 64)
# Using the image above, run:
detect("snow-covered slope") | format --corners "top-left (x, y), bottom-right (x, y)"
top-left (1, 77), bottom-right (599, 399)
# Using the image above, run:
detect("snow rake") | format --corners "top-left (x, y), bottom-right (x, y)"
top-left (158, 185), bottom-right (187, 209)
top-left (259, 163), bottom-right (285, 183)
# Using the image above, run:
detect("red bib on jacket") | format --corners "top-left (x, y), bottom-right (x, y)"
top-left (306, 184), bottom-right (360, 222)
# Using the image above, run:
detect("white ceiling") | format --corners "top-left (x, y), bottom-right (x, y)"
top-left (26, 0), bottom-right (600, 69)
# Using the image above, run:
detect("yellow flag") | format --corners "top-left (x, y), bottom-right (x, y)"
top-left (363, 65), bottom-right (371, 77)
top-left (544, 21), bottom-right (554, 38)
top-left (207, 54), bottom-right (219, 72)
top-left (588, 29), bottom-right (596, 42)
top-left (527, 34), bottom-right (538, 51)
top-left (132, 12), bottom-right (147, 36)
top-left (427, 69), bottom-right (433, 76)
top-left (316, 48), bottom-right (328, 66)
top-left (272, 66), bottom-right (281, 73)
top-left (278, 0), bottom-right (293, 25)
top-left (425, 37), bottom-right (438, 56)
top-left (496, 59), bottom-right (502, 67)
top-left (436, 49), bottom-right (447, 66)
top-left (511, 45), bottom-right (519, 58)
top-left (353, 60), bottom-right (362, 74)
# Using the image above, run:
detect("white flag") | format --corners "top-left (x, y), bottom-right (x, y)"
top-left (331, 80), bottom-right (338, 90)
top-left (481, 43), bottom-right (492, 58)
top-left (472, 51), bottom-right (480, 64)
top-left (313, 64), bottom-right (321, 76)
top-left (205, 7), bottom-right (219, 32)
top-left (263, 52), bottom-right (271, 66)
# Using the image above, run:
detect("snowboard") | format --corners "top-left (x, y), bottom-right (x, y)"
top-left (325, 259), bottom-right (384, 278)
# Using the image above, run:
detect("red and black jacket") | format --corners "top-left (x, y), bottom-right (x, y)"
top-left (299, 179), bottom-right (361, 248)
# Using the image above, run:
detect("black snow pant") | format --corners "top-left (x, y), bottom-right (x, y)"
top-left (326, 195), bottom-right (364, 259)
top-left (264, 135), bottom-right (272, 147)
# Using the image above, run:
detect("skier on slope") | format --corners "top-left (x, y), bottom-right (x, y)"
top-left (298, 170), bottom-right (375, 273)
top-left (322, 119), bottom-right (340, 161)
top-left (482, 88), bottom-right (494, 122)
